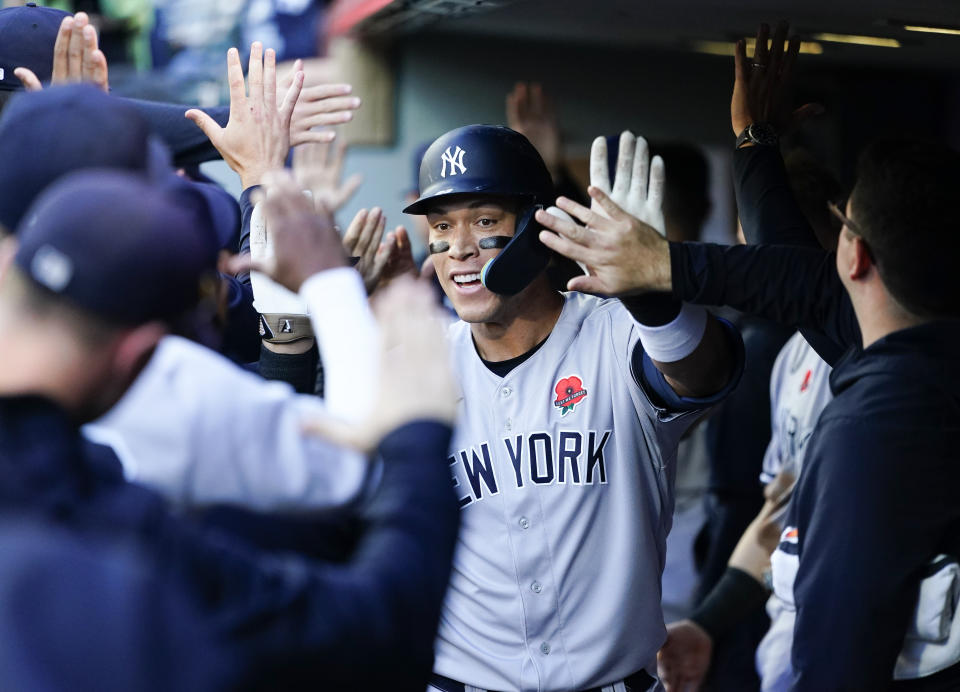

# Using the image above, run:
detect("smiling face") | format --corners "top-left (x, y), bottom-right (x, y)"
top-left (425, 194), bottom-right (520, 324)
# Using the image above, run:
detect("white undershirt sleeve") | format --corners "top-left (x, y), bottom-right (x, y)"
top-left (299, 268), bottom-right (379, 424)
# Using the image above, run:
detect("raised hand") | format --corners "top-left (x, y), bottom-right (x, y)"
top-left (589, 131), bottom-right (666, 235)
top-left (281, 61), bottom-right (362, 147)
top-left (377, 226), bottom-right (419, 286)
top-left (535, 186), bottom-right (671, 297)
top-left (506, 82), bottom-right (562, 177)
top-left (185, 43), bottom-right (303, 189)
top-left (657, 619), bottom-right (713, 692)
top-left (14, 12), bottom-right (109, 92)
top-left (341, 207), bottom-right (389, 294)
top-left (293, 139), bottom-right (363, 214)
top-left (731, 21), bottom-right (822, 137)
top-left (238, 170), bottom-right (346, 293)
top-left (302, 275), bottom-right (459, 452)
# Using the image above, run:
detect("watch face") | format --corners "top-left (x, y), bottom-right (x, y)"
top-left (749, 123), bottom-right (778, 145)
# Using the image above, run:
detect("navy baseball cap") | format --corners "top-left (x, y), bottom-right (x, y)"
top-left (0, 3), bottom-right (69, 92)
top-left (0, 85), bottom-right (239, 248)
top-left (14, 170), bottom-right (219, 326)
top-left (0, 85), bottom-right (151, 232)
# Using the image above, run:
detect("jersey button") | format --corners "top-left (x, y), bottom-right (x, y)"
top-left (540, 642), bottom-right (551, 655)
top-left (518, 516), bottom-right (530, 529)
top-left (501, 387), bottom-right (512, 397)
top-left (505, 418), bottom-right (513, 431)
top-left (531, 581), bottom-right (542, 593)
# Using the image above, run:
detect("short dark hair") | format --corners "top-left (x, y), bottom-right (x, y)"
top-left (850, 137), bottom-right (960, 319)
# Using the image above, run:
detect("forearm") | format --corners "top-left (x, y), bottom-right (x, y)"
top-left (734, 146), bottom-right (820, 248)
top-left (299, 269), bottom-right (378, 422)
top-left (257, 342), bottom-right (318, 394)
top-left (727, 506), bottom-right (779, 582)
top-left (655, 314), bottom-right (735, 398)
top-left (123, 99), bottom-right (229, 167)
top-left (621, 294), bottom-right (739, 398)
top-left (219, 276), bottom-right (262, 363)
top-left (669, 241), bottom-right (860, 359)
top-left (237, 186), bottom-right (259, 286)
top-left (690, 566), bottom-right (769, 640)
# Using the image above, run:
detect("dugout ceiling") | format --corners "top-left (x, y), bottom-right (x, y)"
top-left (326, 0), bottom-right (960, 70)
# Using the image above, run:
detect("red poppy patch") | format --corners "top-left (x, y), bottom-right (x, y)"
top-left (554, 375), bottom-right (587, 416)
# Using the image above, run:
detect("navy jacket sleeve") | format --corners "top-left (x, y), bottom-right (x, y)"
top-left (789, 417), bottom-right (948, 690)
top-left (237, 185), bottom-right (258, 286)
top-left (247, 421), bottom-right (460, 689)
top-left (733, 146), bottom-right (848, 363)
top-left (734, 146), bottom-right (821, 248)
top-left (124, 99), bottom-right (229, 167)
top-left (670, 241), bottom-right (860, 362)
top-left (154, 421), bottom-right (457, 689)
top-left (218, 275), bottom-right (261, 363)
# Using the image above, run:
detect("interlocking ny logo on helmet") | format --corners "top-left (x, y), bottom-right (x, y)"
top-left (402, 125), bottom-right (557, 296)
top-left (440, 146), bottom-right (467, 177)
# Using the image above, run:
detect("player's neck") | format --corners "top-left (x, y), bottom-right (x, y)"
top-left (0, 321), bottom-right (97, 414)
top-left (470, 285), bottom-right (563, 362)
top-left (849, 277), bottom-right (929, 349)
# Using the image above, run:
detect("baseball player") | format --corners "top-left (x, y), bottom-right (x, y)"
top-left (404, 125), bottom-right (744, 692)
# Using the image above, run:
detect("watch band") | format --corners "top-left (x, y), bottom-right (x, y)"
top-left (736, 122), bottom-right (779, 149)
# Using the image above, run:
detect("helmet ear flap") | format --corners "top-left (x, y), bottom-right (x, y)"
top-left (480, 203), bottom-right (550, 295)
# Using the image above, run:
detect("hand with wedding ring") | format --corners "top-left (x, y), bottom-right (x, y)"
top-left (731, 21), bottom-right (823, 138)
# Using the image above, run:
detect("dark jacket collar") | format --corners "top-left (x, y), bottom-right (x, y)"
top-left (829, 320), bottom-right (960, 400)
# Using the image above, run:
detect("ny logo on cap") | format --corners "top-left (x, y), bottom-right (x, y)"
top-left (440, 146), bottom-right (466, 178)
top-left (30, 245), bottom-right (73, 292)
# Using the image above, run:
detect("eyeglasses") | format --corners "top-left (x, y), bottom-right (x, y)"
top-left (827, 199), bottom-right (866, 237)
top-left (827, 199), bottom-right (874, 260)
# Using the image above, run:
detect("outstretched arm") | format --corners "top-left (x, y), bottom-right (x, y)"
top-left (731, 21), bottom-right (824, 249)
top-left (559, 131), bottom-right (735, 398)
top-left (537, 192), bottom-right (861, 357)
top-left (537, 184), bottom-right (737, 399)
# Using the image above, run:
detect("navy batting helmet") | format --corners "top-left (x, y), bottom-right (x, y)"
top-left (403, 125), bottom-right (555, 295)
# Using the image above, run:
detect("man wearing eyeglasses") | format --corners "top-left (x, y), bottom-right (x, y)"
top-left (537, 24), bottom-right (960, 691)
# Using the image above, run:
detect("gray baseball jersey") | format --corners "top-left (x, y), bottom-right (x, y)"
top-left (759, 331), bottom-right (834, 485)
top-left (433, 292), bottom-right (739, 691)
